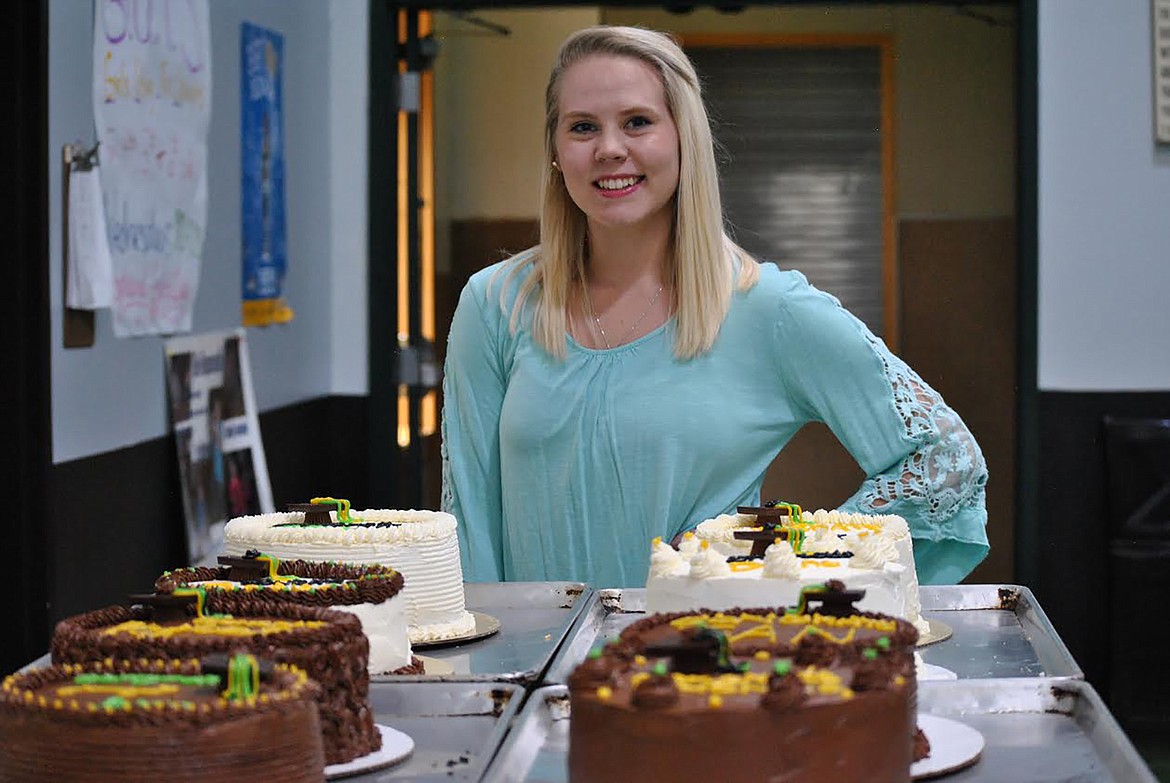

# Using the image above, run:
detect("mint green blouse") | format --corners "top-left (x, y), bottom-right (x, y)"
top-left (441, 260), bottom-right (988, 588)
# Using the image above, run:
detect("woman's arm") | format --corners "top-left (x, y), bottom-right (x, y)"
top-left (774, 278), bottom-right (989, 584)
top-left (441, 278), bottom-right (508, 582)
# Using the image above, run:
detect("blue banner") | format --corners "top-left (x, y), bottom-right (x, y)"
top-left (240, 22), bottom-right (292, 326)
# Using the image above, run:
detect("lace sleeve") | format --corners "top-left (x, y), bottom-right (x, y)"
top-left (839, 333), bottom-right (988, 543)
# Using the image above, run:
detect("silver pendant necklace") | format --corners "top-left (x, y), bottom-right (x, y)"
top-left (584, 283), bottom-right (665, 350)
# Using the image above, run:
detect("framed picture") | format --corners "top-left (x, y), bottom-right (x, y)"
top-left (1155, 0), bottom-right (1170, 143)
top-left (164, 328), bottom-right (274, 566)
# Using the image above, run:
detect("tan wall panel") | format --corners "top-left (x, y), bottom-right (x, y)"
top-left (603, 5), bottom-right (1017, 217)
top-left (899, 217), bottom-right (1017, 583)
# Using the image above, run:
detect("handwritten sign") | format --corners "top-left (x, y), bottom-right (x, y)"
top-left (93, 0), bottom-right (211, 336)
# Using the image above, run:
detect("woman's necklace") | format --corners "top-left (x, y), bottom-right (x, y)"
top-left (583, 282), bottom-right (665, 350)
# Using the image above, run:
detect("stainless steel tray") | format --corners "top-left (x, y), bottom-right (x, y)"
top-left (382, 582), bottom-right (590, 685)
top-left (918, 584), bottom-right (1082, 680)
top-left (480, 679), bottom-right (1157, 783)
top-left (351, 680), bottom-right (524, 782)
top-left (545, 584), bottom-right (1081, 684)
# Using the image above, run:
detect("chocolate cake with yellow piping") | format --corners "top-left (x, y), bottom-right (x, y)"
top-left (50, 590), bottom-right (378, 765)
top-left (0, 653), bottom-right (324, 783)
top-left (154, 551), bottom-right (423, 675)
top-left (568, 581), bottom-right (928, 783)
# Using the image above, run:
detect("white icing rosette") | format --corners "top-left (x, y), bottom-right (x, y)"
top-left (762, 539), bottom-right (802, 579)
top-left (676, 532), bottom-right (701, 559)
top-left (851, 531), bottom-right (899, 569)
top-left (648, 538), bottom-right (686, 579)
top-left (688, 542), bottom-right (731, 579)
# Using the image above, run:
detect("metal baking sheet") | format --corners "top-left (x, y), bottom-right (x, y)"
top-left (350, 680), bottom-right (524, 782)
top-left (381, 581), bottom-right (591, 685)
top-left (480, 679), bottom-right (1157, 783)
top-left (546, 585), bottom-right (1081, 684)
top-left (917, 584), bottom-right (1082, 680)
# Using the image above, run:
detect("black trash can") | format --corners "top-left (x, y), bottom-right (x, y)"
top-left (1103, 416), bottom-right (1170, 736)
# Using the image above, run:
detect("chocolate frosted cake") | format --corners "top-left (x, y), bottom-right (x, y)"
top-left (51, 596), bottom-right (378, 765)
top-left (155, 552), bottom-right (424, 675)
top-left (568, 582), bottom-right (928, 783)
top-left (0, 654), bottom-right (324, 783)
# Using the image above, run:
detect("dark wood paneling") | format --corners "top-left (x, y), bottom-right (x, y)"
top-left (1033, 391), bottom-right (1170, 707)
top-left (30, 396), bottom-right (371, 671)
top-left (48, 438), bottom-right (187, 623)
top-left (260, 396), bottom-right (371, 506)
top-left (900, 218), bottom-right (1017, 585)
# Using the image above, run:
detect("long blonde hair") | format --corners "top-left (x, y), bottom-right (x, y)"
top-left (499, 25), bottom-right (758, 360)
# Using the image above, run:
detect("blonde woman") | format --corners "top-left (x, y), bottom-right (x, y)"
top-left (441, 25), bottom-right (988, 588)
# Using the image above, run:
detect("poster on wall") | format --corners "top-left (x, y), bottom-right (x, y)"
top-left (240, 22), bottom-right (293, 327)
top-left (164, 328), bottom-right (274, 566)
top-left (92, 0), bottom-right (212, 337)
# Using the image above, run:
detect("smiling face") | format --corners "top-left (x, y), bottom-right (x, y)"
top-left (554, 54), bottom-right (681, 235)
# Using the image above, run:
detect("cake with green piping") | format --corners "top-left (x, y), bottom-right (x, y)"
top-left (646, 501), bottom-right (928, 635)
top-left (154, 551), bottom-right (423, 675)
top-left (0, 653), bottom-right (325, 783)
top-left (49, 590), bottom-right (378, 765)
top-left (568, 581), bottom-right (929, 783)
top-left (222, 497), bottom-right (476, 644)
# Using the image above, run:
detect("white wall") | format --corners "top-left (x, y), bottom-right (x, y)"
top-left (328, 0), bottom-right (369, 395)
top-left (1038, 0), bottom-right (1170, 391)
top-left (49, 0), bottom-right (366, 463)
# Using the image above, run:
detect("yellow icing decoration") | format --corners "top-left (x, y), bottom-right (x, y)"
top-left (310, 496), bottom-right (361, 524)
top-left (672, 672), bottom-right (769, 697)
top-left (728, 561), bottom-right (764, 573)
top-left (58, 684), bottom-right (182, 699)
top-left (633, 655), bottom-right (647, 666)
top-left (596, 686), bottom-right (613, 701)
top-left (172, 587), bottom-right (206, 617)
top-left (99, 616), bottom-right (327, 641)
top-left (708, 694), bottom-right (723, 708)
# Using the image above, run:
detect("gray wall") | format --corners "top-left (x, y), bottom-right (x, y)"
top-left (48, 0), bottom-right (368, 464)
top-left (1038, 0), bottom-right (1170, 391)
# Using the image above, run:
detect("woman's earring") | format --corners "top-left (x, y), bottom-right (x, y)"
top-left (551, 160), bottom-right (560, 171)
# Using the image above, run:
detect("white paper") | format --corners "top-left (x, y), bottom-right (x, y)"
top-left (66, 166), bottom-right (115, 309)
top-left (93, 0), bottom-right (211, 336)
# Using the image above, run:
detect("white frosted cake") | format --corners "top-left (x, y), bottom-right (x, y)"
top-left (645, 506), bottom-right (928, 634)
top-left (222, 500), bottom-right (477, 644)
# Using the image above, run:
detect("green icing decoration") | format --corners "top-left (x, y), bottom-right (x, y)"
top-left (587, 647), bottom-right (603, 660)
top-left (74, 673), bottom-right (220, 689)
top-left (101, 696), bottom-right (129, 710)
top-left (863, 648), bottom-right (878, 660)
top-left (773, 659), bottom-right (792, 676)
top-left (652, 661), bottom-right (668, 676)
top-left (222, 654), bottom-right (260, 701)
top-left (786, 583), bottom-right (826, 615)
top-left (876, 636), bottom-right (891, 650)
